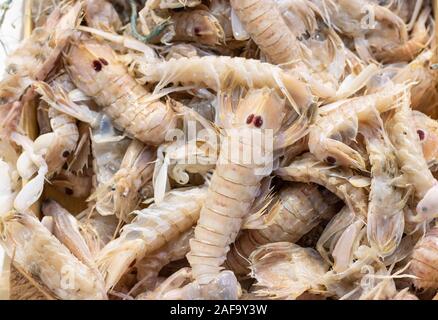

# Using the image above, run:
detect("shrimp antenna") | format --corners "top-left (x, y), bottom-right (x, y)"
top-left (129, 0), bottom-right (172, 43)
top-left (0, 0), bottom-right (12, 28)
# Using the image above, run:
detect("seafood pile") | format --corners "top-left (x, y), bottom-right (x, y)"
top-left (1, 0), bottom-right (438, 300)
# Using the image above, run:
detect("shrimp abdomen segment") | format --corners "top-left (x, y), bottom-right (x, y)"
top-left (188, 162), bottom-right (261, 283)
top-left (139, 56), bottom-right (313, 110)
top-left (231, 0), bottom-right (298, 65)
top-left (410, 226), bottom-right (438, 290)
top-left (186, 84), bottom-right (285, 285)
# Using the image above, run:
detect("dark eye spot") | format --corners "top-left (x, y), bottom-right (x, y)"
top-left (326, 156), bottom-right (336, 164)
top-left (111, 187), bottom-right (116, 191)
top-left (417, 129), bottom-right (425, 141)
top-left (113, 3), bottom-right (123, 12)
top-left (422, 206), bottom-right (428, 212)
top-left (93, 60), bottom-right (103, 72)
top-left (254, 116), bottom-right (263, 128)
top-left (65, 188), bottom-right (74, 195)
top-left (62, 150), bottom-right (70, 158)
top-left (62, 163), bottom-right (68, 170)
top-left (246, 114), bottom-right (255, 124)
top-left (194, 27), bottom-right (201, 36)
top-left (99, 58), bottom-right (108, 65)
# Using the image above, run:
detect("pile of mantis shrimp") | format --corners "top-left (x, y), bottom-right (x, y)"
top-left (1, 0), bottom-right (438, 300)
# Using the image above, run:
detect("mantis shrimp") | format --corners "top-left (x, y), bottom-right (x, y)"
top-left (36, 80), bottom-right (168, 221)
top-left (185, 88), bottom-right (315, 297)
top-left (64, 38), bottom-right (177, 146)
top-left (97, 186), bottom-right (207, 290)
top-left (361, 121), bottom-right (406, 257)
top-left (34, 74), bottom-right (80, 177)
top-left (90, 139), bottom-right (156, 222)
top-left (166, 7), bottom-right (226, 46)
top-left (230, 0), bottom-right (377, 100)
top-left (0, 212), bottom-right (107, 300)
top-left (136, 55), bottom-right (314, 111)
top-left (308, 84), bottom-right (407, 170)
top-left (230, 0), bottom-right (303, 64)
top-left (386, 90), bottom-right (438, 223)
top-left (0, 2), bottom-right (82, 137)
top-left (275, 153), bottom-right (369, 219)
top-left (10, 97), bottom-right (79, 211)
top-left (227, 183), bottom-right (341, 276)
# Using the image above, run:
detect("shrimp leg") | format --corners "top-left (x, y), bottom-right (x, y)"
top-left (275, 153), bottom-right (369, 219)
top-left (308, 84), bottom-right (407, 170)
top-left (361, 121), bottom-right (405, 257)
